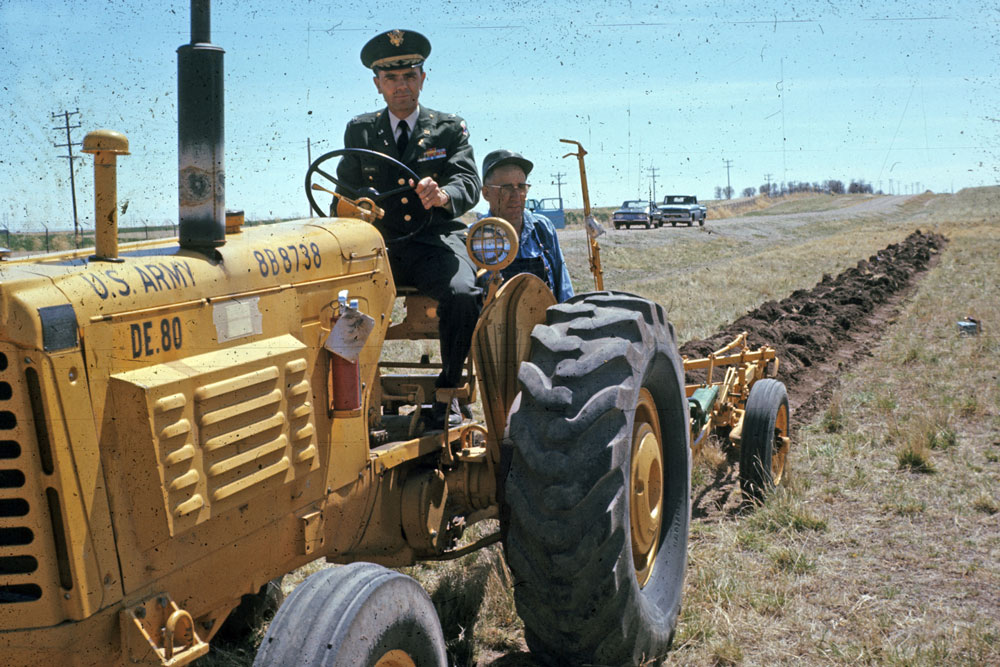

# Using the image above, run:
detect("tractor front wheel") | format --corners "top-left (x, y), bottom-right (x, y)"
top-left (254, 563), bottom-right (446, 667)
top-left (504, 292), bottom-right (691, 665)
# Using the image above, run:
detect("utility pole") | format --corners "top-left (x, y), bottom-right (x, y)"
top-left (647, 166), bottom-right (660, 202)
top-left (551, 172), bottom-right (566, 202)
top-left (764, 172), bottom-right (773, 198)
top-left (52, 109), bottom-right (82, 240)
top-left (723, 159), bottom-right (733, 199)
top-left (302, 137), bottom-right (327, 217)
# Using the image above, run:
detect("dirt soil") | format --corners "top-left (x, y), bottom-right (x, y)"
top-left (678, 229), bottom-right (947, 518)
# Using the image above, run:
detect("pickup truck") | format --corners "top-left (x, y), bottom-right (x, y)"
top-left (654, 195), bottom-right (706, 227)
top-left (612, 199), bottom-right (656, 229)
top-left (526, 197), bottom-right (566, 228)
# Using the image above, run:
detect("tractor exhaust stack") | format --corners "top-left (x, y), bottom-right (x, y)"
top-left (177, 0), bottom-right (226, 250)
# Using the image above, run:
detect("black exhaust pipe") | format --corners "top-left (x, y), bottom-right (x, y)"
top-left (177, 0), bottom-right (225, 250)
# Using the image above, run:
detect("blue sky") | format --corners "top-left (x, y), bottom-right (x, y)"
top-left (1, 0), bottom-right (997, 232)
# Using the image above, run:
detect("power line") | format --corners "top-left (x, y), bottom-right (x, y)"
top-left (51, 109), bottom-right (82, 241)
top-left (723, 159), bottom-right (733, 199)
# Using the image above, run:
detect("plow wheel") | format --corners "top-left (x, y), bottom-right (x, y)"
top-left (739, 378), bottom-right (790, 503)
top-left (504, 291), bottom-right (691, 666)
top-left (254, 563), bottom-right (446, 667)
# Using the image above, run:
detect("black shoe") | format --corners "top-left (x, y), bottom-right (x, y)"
top-left (426, 398), bottom-right (462, 430)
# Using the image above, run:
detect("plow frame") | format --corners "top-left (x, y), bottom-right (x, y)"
top-left (683, 332), bottom-right (780, 455)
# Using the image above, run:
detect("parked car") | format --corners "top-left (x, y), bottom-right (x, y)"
top-left (655, 195), bottom-right (706, 227)
top-left (612, 199), bottom-right (655, 229)
top-left (526, 197), bottom-right (566, 228)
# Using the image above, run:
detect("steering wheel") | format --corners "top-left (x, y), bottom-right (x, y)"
top-left (305, 148), bottom-right (432, 234)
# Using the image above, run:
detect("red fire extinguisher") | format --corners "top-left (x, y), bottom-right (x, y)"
top-left (327, 293), bottom-right (364, 413)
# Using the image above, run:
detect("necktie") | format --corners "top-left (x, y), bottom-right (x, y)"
top-left (396, 120), bottom-right (409, 155)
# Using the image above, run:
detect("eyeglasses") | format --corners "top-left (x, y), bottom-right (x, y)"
top-left (484, 183), bottom-right (531, 196)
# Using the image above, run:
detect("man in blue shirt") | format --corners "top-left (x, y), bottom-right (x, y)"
top-left (480, 150), bottom-right (574, 302)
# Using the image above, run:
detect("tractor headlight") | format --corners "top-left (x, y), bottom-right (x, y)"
top-left (466, 217), bottom-right (519, 272)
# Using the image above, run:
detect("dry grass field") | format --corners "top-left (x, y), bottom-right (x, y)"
top-left (202, 187), bottom-right (999, 666)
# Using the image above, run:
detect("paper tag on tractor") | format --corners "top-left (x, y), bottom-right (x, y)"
top-left (325, 308), bottom-right (376, 362)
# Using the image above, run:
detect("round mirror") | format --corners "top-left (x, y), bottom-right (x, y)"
top-left (466, 217), bottom-right (519, 271)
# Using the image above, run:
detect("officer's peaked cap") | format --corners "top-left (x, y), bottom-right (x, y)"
top-left (482, 150), bottom-right (534, 181)
top-left (361, 30), bottom-right (431, 70)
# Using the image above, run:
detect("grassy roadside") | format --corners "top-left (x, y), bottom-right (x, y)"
top-left (670, 216), bottom-right (1000, 664)
top-left (562, 193), bottom-right (943, 342)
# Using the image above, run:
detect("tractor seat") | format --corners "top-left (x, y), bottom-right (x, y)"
top-left (385, 286), bottom-right (438, 340)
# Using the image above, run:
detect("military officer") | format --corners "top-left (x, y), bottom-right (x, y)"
top-left (336, 29), bottom-right (481, 429)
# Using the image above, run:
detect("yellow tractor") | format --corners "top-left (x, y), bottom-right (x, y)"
top-left (0, 4), bottom-right (789, 666)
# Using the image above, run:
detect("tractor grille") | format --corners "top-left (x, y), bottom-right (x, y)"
top-left (0, 348), bottom-right (69, 625)
top-left (0, 350), bottom-right (41, 606)
top-left (108, 334), bottom-right (320, 547)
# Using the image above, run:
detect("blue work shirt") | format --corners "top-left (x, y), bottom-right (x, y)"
top-left (484, 209), bottom-right (574, 302)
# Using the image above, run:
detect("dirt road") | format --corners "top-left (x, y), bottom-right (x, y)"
top-left (559, 194), bottom-right (917, 245)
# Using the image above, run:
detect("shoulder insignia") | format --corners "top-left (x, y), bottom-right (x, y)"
top-left (350, 111), bottom-right (380, 124)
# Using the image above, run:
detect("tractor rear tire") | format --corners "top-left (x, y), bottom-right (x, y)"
top-left (504, 291), bottom-right (691, 666)
top-left (739, 378), bottom-right (790, 503)
top-left (254, 563), bottom-right (446, 667)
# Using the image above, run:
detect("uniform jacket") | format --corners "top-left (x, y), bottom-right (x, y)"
top-left (336, 106), bottom-right (480, 242)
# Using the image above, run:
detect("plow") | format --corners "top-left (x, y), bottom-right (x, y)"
top-left (683, 333), bottom-right (790, 501)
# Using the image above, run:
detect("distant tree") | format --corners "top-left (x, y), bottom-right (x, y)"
top-left (742, 186), bottom-right (756, 198)
top-left (723, 185), bottom-right (734, 199)
top-left (759, 183), bottom-right (771, 197)
top-left (848, 179), bottom-right (873, 194)
top-left (714, 186), bottom-right (723, 199)
top-left (827, 179), bottom-right (845, 195)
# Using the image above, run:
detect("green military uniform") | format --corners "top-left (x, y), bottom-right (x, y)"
top-left (334, 60), bottom-right (481, 403)
top-left (335, 28), bottom-right (482, 423)
top-left (335, 106), bottom-right (480, 243)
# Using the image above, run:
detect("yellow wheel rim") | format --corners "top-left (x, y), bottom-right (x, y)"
top-left (771, 403), bottom-right (789, 486)
top-left (630, 388), bottom-right (663, 588)
top-left (374, 650), bottom-right (417, 667)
